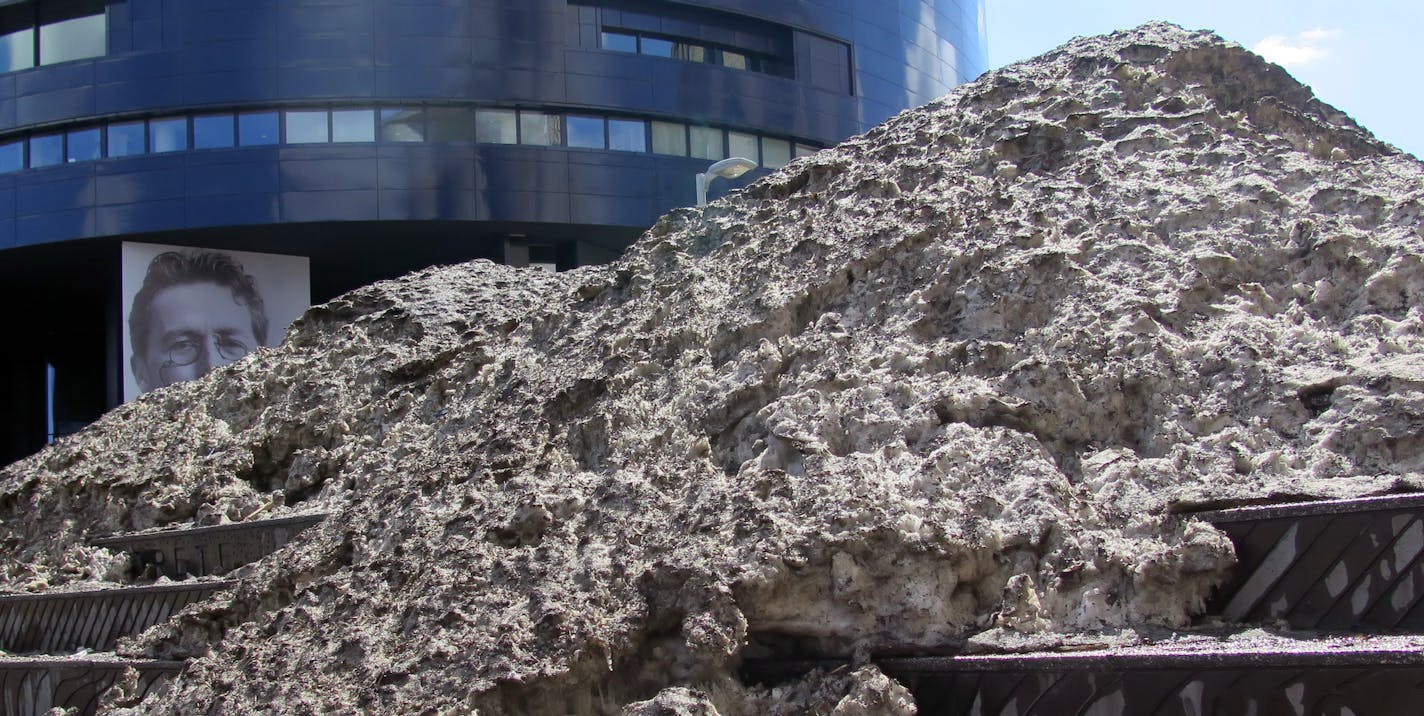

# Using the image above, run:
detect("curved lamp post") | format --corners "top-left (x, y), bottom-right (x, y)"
top-left (695, 157), bottom-right (758, 206)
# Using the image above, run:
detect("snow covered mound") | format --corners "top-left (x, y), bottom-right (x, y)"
top-left (3, 22), bottom-right (1423, 714)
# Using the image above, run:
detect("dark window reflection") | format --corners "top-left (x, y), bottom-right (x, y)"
top-left (640, 36), bottom-right (672, 57)
top-left (426, 107), bottom-right (474, 142)
top-left (193, 114), bottom-right (235, 149)
top-left (66, 127), bottom-right (99, 162)
top-left (30, 133), bottom-right (62, 167)
top-left (0, 140), bottom-right (21, 172)
top-left (107, 121), bottom-right (145, 156)
top-left (238, 112), bottom-right (279, 146)
top-left (602, 31), bottom-right (637, 53)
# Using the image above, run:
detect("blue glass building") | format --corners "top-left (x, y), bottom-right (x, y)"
top-left (0, 0), bottom-right (986, 462)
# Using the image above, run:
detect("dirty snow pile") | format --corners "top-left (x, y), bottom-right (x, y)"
top-left (2, 22), bottom-right (1422, 714)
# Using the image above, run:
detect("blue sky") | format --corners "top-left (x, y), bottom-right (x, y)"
top-left (983, 1), bottom-right (1422, 159)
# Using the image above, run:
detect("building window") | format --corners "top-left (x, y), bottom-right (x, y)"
top-left (29, 132), bottom-right (61, 167)
top-left (0, 0), bottom-right (106, 72)
top-left (149, 117), bottom-right (188, 153)
top-left (65, 126), bottom-right (99, 162)
top-left (761, 137), bottom-right (790, 168)
top-left (650, 121), bottom-right (686, 156)
top-left (285, 110), bottom-right (329, 144)
top-left (38, 0), bottom-right (105, 66)
top-left (720, 50), bottom-right (747, 70)
top-left (639, 35), bottom-right (706, 62)
top-left (476, 108), bottom-right (518, 145)
top-left (566, 116), bottom-right (605, 149)
top-left (380, 108), bottom-right (423, 142)
top-left (106, 121), bottom-right (144, 156)
top-left (238, 111), bottom-right (279, 146)
top-left (728, 131), bottom-right (758, 163)
top-left (0, 102), bottom-right (819, 175)
top-left (331, 109), bottom-right (375, 143)
top-left (607, 118), bottom-right (646, 152)
top-left (518, 111), bottom-right (560, 146)
top-left (598, 25), bottom-right (783, 76)
top-left (193, 114), bottom-right (235, 149)
top-left (601, 30), bottom-right (637, 54)
top-left (689, 126), bottom-right (723, 160)
top-left (426, 107), bottom-right (474, 142)
top-left (0, 5), bottom-right (34, 73)
top-left (0, 139), bottom-right (22, 172)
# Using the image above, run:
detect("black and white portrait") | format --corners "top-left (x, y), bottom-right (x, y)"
top-left (122, 243), bottom-right (310, 400)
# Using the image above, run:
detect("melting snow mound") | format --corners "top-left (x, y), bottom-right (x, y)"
top-left (2, 22), bottom-right (1423, 715)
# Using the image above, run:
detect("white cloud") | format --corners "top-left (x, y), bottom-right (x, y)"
top-left (1252, 28), bottom-right (1341, 68)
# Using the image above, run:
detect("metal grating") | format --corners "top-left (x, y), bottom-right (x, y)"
top-left (0, 659), bottom-right (181, 716)
top-left (0, 582), bottom-right (231, 654)
top-left (90, 513), bottom-right (325, 580)
top-left (889, 663), bottom-right (1424, 715)
top-left (745, 639), bottom-right (1424, 716)
top-left (1198, 494), bottom-right (1424, 630)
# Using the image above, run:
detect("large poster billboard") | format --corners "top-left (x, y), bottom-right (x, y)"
top-left (121, 242), bottom-right (310, 401)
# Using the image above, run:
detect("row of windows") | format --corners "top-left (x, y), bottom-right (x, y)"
top-left (600, 29), bottom-right (789, 77)
top-left (0, 0), bottom-right (106, 73)
top-left (0, 106), bottom-right (820, 173)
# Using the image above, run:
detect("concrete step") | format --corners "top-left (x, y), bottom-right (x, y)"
top-left (0, 657), bottom-right (181, 716)
top-left (0, 581), bottom-right (231, 654)
top-left (746, 632), bottom-right (1424, 715)
top-left (90, 512), bottom-right (325, 580)
top-left (1196, 494), bottom-right (1424, 630)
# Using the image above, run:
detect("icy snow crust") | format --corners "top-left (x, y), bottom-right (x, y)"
top-left (2, 23), bottom-right (1423, 714)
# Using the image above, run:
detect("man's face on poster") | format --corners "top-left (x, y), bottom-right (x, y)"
top-left (131, 281), bottom-right (259, 392)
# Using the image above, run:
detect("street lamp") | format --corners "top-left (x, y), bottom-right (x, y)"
top-left (695, 157), bottom-right (758, 206)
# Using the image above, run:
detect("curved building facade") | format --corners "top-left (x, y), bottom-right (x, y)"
top-left (0, 0), bottom-right (986, 462)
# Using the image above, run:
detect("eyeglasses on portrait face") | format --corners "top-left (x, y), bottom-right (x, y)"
top-left (161, 331), bottom-right (252, 368)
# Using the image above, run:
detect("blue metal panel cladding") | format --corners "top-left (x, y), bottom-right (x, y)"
top-left (0, 0), bottom-right (983, 245)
